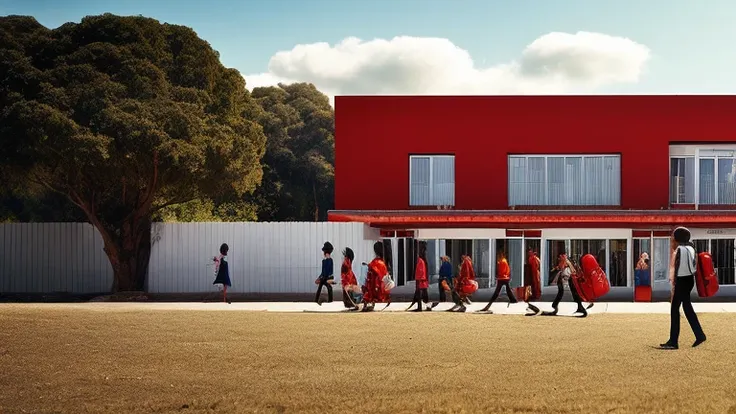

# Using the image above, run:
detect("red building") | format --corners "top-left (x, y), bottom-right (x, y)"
top-left (328, 95), bottom-right (736, 300)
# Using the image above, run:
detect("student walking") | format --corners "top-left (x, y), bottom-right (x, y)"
top-left (315, 242), bottom-right (335, 304)
top-left (408, 241), bottom-right (431, 312)
top-left (438, 256), bottom-right (453, 302)
top-left (660, 227), bottom-right (707, 349)
top-left (340, 247), bottom-right (359, 310)
top-left (542, 252), bottom-right (587, 317)
top-left (479, 250), bottom-right (518, 312)
top-left (212, 243), bottom-right (231, 304)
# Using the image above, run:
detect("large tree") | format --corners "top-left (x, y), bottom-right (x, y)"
top-left (251, 83), bottom-right (334, 221)
top-left (0, 14), bottom-right (266, 291)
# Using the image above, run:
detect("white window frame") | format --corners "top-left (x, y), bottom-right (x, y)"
top-left (669, 156), bottom-right (696, 204)
top-left (508, 154), bottom-right (621, 207)
top-left (670, 144), bottom-right (736, 207)
top-left (409, 155), bottom-right (455, 207)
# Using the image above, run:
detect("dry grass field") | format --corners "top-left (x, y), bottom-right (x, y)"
top-left (1, 305), bottom-right (736, 414)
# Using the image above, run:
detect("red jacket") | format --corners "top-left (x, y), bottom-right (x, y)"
top-left (341, 258), bottom-right (357, 287)
top-left (496, 258), bottom-right (510, 281)
top-left (363, 258), bottom-right (390, 303)
top-left (415, 258), bottom-right (429, 289)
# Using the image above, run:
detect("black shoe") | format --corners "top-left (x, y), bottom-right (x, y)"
top-left (659, 342), bottom-right (678, 350)
top-left (542, 308), bottom-right (558, 316)
top-left (693, 336), bottom-right (707, 348)
top-left (457, 305), bottom-right (467, 312)
top-left (411, 308), bottom-right (422, 312)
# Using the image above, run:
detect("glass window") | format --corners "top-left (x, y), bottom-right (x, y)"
top-left (670, 157), bottom-right (695, 204)
top-left (609, 239), bottom-right (628, 287)
top-left (409, 155), bottom-right (455, 206)
top-left (699, 158), bottom-right (716, 205)
top-left (509, 155), bottom-right (621, 206)
top-left (710, 239), bottom-right (735, 285)
top-left (717, 158), bottom-right (736, 204)
top-left (652, 238), bottom-right (670, 283)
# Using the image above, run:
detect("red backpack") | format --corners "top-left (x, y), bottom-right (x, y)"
top-left (571, 254), bottom-right (611, 302)
top-left (695, 252), bottom-right (719, 298)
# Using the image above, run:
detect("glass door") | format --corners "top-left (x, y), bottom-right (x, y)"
top-left (711, 239), bottom-right (735, 285)
top-left (496, 239), bottom-right (523, 287)
top-left (524, 239), bottom-right (541, 287)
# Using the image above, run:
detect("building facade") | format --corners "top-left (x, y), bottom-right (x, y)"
top-left (328, 95), bottom-right (736, 300)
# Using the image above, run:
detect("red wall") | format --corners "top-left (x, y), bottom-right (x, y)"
top-left (334, 95), bottom-right (736, 211)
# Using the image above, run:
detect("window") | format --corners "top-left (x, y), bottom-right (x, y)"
top-left (670, 157), bottom-right (695, 204)
top-left (409, 155), bottom-right (455, 206)
top-left (672, 146), bottom-right (736, 206)
top-left (508, 155), bottom-right (621, 206)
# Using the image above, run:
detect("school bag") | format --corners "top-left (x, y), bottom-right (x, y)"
top-left (696, 252), bottom-right (719, 297)
top-left (571, 254), bottom-right (611, 302)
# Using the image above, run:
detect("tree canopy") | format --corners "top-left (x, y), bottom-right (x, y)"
top-left (0, 14), bottom-right (267, 290)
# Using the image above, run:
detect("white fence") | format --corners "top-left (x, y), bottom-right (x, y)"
top-left (0, 222), bottom-right (379, 294)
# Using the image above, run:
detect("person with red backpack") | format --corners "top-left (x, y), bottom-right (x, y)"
top-left (659, 227), bottom-right (707, 349)
top-left (361, 241), bottom-right (391, 312)
top-left (541, 251), bottom-right (587, 317)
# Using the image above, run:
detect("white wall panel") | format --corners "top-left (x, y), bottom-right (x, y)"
top-left (1, 222), bottom-right (375, 294)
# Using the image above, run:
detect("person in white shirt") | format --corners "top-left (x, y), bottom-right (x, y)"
top-left (659, 227), bottom-right (707, 349)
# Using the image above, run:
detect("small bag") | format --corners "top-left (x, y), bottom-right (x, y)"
top-left (382, 274), bottom-right (395, 291)
top-left (440, 279), bottom-right (451, 292)
top-left (515, 286), bottom-right (531, 301)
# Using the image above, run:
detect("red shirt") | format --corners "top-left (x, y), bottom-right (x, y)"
top-left (340, 258), bottom-right (357, 287)
top-left (496, 258), bottom-right (510, 281)
top-left (415, 258), bottom-right (429, 289)
top-left (363, 258), bottom-right (390, 303)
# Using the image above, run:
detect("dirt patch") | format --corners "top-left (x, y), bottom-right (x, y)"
top-left (1, 306), bottom-right (735, 413)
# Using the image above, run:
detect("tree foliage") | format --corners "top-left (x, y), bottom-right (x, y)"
top-left (0, 14), bottom-right (267, 291)
top-left (251, 83), bottom-right (334, 221)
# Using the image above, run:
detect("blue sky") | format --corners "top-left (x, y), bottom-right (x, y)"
top-left (2, 0), bottom-right (736, 95)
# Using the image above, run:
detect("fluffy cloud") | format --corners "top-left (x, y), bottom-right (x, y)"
top-left (245, 31), bottom-right (651, 103)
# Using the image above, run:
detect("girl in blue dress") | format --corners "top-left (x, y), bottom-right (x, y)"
top-left (213, 243), bottom-right (232, 304)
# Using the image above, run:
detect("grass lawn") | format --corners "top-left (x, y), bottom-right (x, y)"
top-left (1, 305), bottom-right (736, 413)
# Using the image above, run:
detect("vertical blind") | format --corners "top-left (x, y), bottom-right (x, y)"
top-left (410, 156), bottom-right (455, 206)
top-left (674, 156), bottom-right (736, 205)
top-left (508, 155), bottom-right (621, 206)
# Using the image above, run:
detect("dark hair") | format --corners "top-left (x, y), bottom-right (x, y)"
top-left (342, 247), bottom-right (355, 262)
top-left (220, 243), bottom-right (229, 255)
top-left (322, 242), bottom-right (334, 254)
top-left (417, 241), bottom-right (427, 262)
top-left (673, 227), bottom-right (691, 244)
top-left (373, 241), bottom-right (384, 258)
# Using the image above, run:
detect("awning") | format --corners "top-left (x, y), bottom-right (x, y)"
top-left (327, 210), bottom-right (736, 228)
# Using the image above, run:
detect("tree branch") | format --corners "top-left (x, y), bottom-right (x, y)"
top-left (150, 196), bottom-right (198, 214)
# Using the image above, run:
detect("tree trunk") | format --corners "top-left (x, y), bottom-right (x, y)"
top-left (100, 215), bottom-right (152, 293)
top-left (313, 181), bottom-right (319, 222)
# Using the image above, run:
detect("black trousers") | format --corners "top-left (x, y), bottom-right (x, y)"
top-left (490, 279), bottom-right (517, 304)
top-left (669, 275), bottom-right (705, 344)
top-left (438, 278), bottom-right (449, 302)
top-left (342, 288), bottom-right (356, 308)
top-left (552, 277), bottom-right (584, 310)
top-left (412, 288), bottom-right (429, 308)
top-left (315, 280), bottom-right (333, 303)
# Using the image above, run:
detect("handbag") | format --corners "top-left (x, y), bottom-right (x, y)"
top-left (382, 274), bottom-right (395, 291)
top-left (440, 280), bottom-right (451, 292)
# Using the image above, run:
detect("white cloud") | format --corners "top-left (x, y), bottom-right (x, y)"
top-left (245, 31), bottom-right (651, 104)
